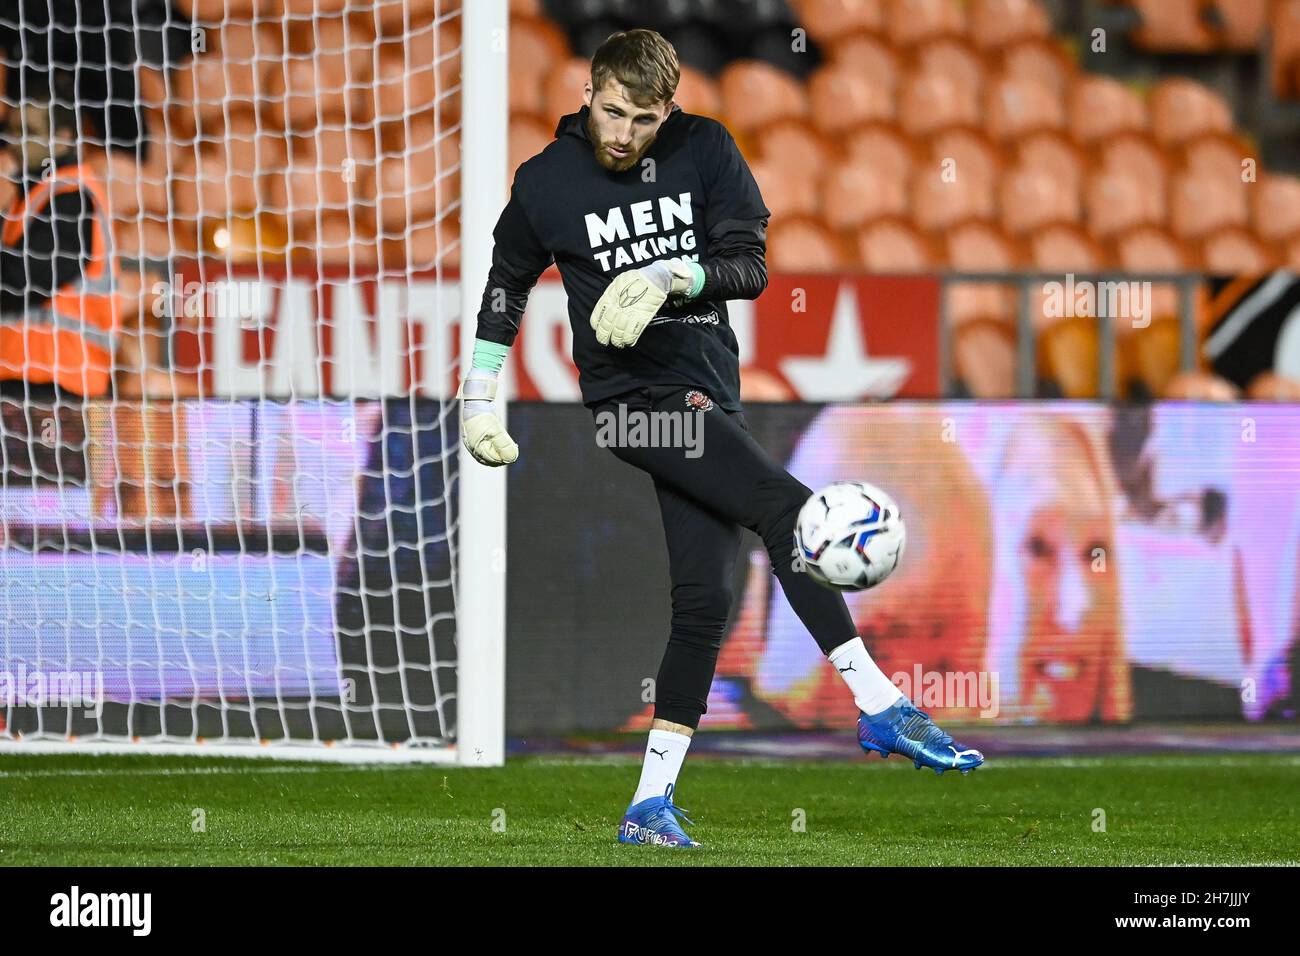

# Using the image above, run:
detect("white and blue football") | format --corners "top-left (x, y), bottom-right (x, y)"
top-left (794, 481), bottom-right (906, 591)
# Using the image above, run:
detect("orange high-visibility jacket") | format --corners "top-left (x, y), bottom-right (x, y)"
top-left (0, 164), bottom-right (122, 396)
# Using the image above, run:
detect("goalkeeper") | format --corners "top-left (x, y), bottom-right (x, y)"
top-left (460, 29), bottom-right (983, 848)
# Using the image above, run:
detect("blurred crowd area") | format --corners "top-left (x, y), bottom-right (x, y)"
top-left (2, 0), bottom-right (1300, 401)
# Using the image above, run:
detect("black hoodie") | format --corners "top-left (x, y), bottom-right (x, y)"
top-left (0, 158), bottom-right (95, 318)
top-left (474, 105), bottom-right (770, 412)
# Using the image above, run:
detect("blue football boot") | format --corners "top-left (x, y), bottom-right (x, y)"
top-left (858, 698), bottom-right (985, 775)
top-left (617, 783), bottom-right (701, 848)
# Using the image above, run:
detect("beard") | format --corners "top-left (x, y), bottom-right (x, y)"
top-left (585, 112), bottom-right (654, 172)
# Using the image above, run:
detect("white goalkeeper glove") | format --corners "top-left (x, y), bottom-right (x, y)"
top-left (457, 368), bottom-right (518, 467)
top-left (590, 257), bottom-right (698, 349)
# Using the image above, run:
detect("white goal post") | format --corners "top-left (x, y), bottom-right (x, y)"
top-left (0, 0), bottom-right (507, 765)
top-left (454, 0), bottom-right (508, 767)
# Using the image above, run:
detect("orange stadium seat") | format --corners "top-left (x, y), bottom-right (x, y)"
top-left (166, 25), bottom-right (281, 142)
top-left (387, 213), bottom-right (459, 270)
top-left (750, 158), bottom-right (821, 219)
top-left (1128, 0), bottom-right (1216, 52)
top-left (796, 0), bottom-right (886, 41)
top-left (825, 31), bottom-right (902, 98)
top-left (1114, 225), bottom-right (1188, 333)
top-left (821, 159), bottom-right (909, 231)
top-left (926, 127), bottom-right (1001, 196)
top-left (1199, 227), bottom-right (1276, 275)
top-left (1114, 225), bottom-right (1188, 272)
top-left (508, 114), bottom-right (553, 180)
top-left (1014, 130), bottom-right (1084, 198)
top-left (1030, 222), bottom-right (1108, 400)
top-left (1252, 173), bottom-right (1300, 243)
top-left (382, 111), bottom-right (456, 156)
top-left (1246, 372), bottom-right (1300, 400)
top-left (673, 66), bottom-right (723, 118)
top-left (1085, 167), bottom-right (1164, 240)
top-left (808, 63), bottom-right (893, 133)
top-left (884, 0), bottom-right (967, 48)
top-left (898, 71), bottom-right (980, 137)
top-left (283, 129), bottom-right (375, 230)
top-left (767, 217), bottom-right (845, 271)
top-left (1273, 0), bottom-right (1300, 98)
top-left (953, 318), bottom-right (1018, 397)
top-left (347, 0), bottom-right (435, 36)
top-left (1214, 0), bottom-right (1270, 50)
top-left (1162, 372), bottom-right (1240, 401)
top-left (943, 220), bottom-right (1020, 270)
top-left (984, 74), bottom-right (1064, 141)
top-left (844, 123), bottom-right (917, 184)
top-left (1095, 131), bottom-right (1168, 198)
top-left (1039, 315), bottom-right (1101, 397)
top-left (181, 0), bottom-right (255, 18)
top-left (1001, 37), bottom-right (1075, 99)
top-left (544, 57), bottom-right (592, 123)
top-left (854, 218), bottom-right (935, 271)
top-left (999, 165), bottom-right (1080, 235)
top-left (134, 67), bottom-right (166, 113)
top-left (277, 0), bottom-right (353, 16)
top-left (912, 162), bottom-right (996, 232)
top-left (754, 119), bottom-right (835, 180)
top-left (376, 126), bottom-right (455, 234)
top-left (1168, 168), bottom-right (1249, 240)
top-left (1027, 222), bottom-right (1103, 271)
top-left (172, 117), bottom-right (281, 222)
top-left (911, 37), bottom-right (987, 98)
top-left (968, 0), bottom-right (1052, 50)
top-left (371, 31), bottom-right (459, 127)
top-left (720, 61), bottom-right (810, 133)
top-left (169, 147), bottom-right (253, 238)
top-left (508, 17), bottom-right (570, 117)
top-left (317, 212), bottom-right (378, 265)
top-left (1181, 132), bottom-right (1254, 182)
top-left (1117, 314), bottom-right (1182, 399)
top-left (942, 220), bottom-right (1018, 366)
top-left (264, 17), bottom-right (376, 133)
top-left (1067, 75), bottom-right (1148, 145)
top-left (1149, 78), bottom-right (1234, 148)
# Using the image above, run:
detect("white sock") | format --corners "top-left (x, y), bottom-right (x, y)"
top-left (829, 637), bottom-right (904, 716)
top-left (631, 729), bottom-right (691, 805)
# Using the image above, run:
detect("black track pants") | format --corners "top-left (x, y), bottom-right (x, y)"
top-left (589, 384), bottom-right (857, 729)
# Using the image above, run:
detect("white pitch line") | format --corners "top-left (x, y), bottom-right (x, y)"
top-left (0, 764), bottom-right (431, 780)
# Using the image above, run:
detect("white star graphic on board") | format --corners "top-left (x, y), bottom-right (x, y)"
top-left (779, 283), bottom-right (912, 400)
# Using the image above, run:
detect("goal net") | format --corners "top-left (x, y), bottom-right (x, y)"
top-left (0, 0), bottom-right (506, 763)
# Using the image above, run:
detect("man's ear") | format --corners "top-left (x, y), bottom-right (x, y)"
top-left (583, 81), bottom-right (593, 107)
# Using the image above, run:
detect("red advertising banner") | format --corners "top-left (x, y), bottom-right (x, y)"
top-left (168, 264), bottom-right (940, 401)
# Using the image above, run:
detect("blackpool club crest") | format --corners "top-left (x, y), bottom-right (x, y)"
top-left (684, 389), bottom-right (714, 412)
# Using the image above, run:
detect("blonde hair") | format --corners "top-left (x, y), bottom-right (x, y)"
top-left (590, 29), bottom-right (680, 107)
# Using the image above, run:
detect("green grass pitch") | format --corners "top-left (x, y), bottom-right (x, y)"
top-left (1, 752), bottom-right (1296, 866)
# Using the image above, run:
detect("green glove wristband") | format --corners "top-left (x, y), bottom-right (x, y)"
top-left (684, 260), bottom-right (706, 300)
top-left (471, 338), bottom-right (511, 373)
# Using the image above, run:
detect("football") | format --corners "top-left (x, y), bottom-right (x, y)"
top-left (794, 481), bottom-right (906, 591)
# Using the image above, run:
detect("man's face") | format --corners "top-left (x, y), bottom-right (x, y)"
top-left (2, 104), bottom-right (55, 177)
top-left (583, 78), bottom-right (672, 172)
